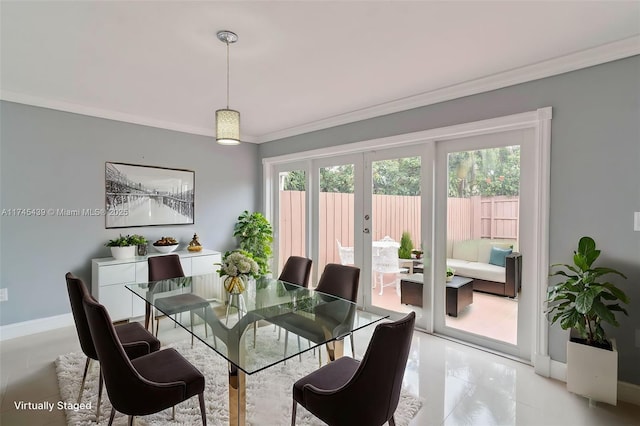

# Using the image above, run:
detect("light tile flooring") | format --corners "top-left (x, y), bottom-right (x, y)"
top-left (2, 321), bottom-right (640, 425)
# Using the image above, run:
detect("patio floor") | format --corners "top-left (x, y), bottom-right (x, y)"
top-left (371, 276), bottom-right (518, 345)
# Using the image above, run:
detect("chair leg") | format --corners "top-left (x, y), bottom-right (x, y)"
top-left (388, 415), bottom-right (396, 426)
top-left (284, 330), bottom-right (289, 362)
top-left (128, 415), bottom-right (135, 426)
top-left (172, 405), bottom-right (176, 419)
top-left (190, 312), bottom-right (195, 347)
top-left (350, 332), bottom-right (355, 357)
top-left (97, 367), bottom-right (103, 420)
top-left (297, 335), bottom-right (302, 362)
top-left (198, 392), bottom-right (207, 425)
top-left (253, 322), bottom-right (257, 348)
top-left (291, 400), bottom-right (297, 426)
top-left (77, 357), bottom-right (91, 403)
top-left (108, 407), bottom-right (116, 426)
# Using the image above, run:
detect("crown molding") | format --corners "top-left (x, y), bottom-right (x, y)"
top-left (1, 36), bottom-right (638, 144)
top-left (0, 91), bottom-right (260, 144)
top-left (256, 35), bottom-right (640, 143)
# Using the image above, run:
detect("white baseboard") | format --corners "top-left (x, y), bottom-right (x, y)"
top-left (546, 359), bottom-right (640, 406)
top-left (0, 313), bottom-right (74, 341)
top-left (619, 381), bottom-right (640, 406)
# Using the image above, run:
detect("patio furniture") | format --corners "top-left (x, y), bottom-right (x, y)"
top-left (446, 276), bottom-right (474, 317)
top-left (400, 274), bottom-right (424, 307)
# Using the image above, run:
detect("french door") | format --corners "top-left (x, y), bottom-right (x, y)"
top-left (434, 129), bottom-right (534, 360)
top-left (307, 147), bottom-right (430, 330)
top-left (268, 108), bottom-right (551, 365)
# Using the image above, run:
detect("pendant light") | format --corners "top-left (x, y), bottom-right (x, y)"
top-left (216, 30), bottom-right (240, 145)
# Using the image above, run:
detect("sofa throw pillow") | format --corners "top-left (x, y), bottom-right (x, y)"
top-left (489, 246), bottom-right (512, 267)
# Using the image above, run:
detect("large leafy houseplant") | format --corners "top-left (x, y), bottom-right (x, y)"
top-left (233, 211), bottom-right (273, 276)
top-left (546, 236), bottom-right (628, 349)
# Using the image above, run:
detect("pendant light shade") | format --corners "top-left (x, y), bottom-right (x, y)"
top-left (216, 109), bottom-right (240, 145)
top-left (216, 30), bottom-right (240, 145)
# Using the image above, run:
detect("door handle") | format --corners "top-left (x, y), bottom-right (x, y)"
top-left (363, 228), bottom-right (370, 233)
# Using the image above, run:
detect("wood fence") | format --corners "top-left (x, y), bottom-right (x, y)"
top-left (278, 191), bottom-right (518, 269)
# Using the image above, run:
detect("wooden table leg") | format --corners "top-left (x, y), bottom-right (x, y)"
top-left (228, 363), bottom-right (246, 426)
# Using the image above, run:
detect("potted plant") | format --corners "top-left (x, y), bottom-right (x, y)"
top-left (411, 249), bottom-right (423, 259)
top-left (233, 210), bottom-right (273, 277)
top-left (128, 234), bottom-right (148, 256)
top-left (546, 236), bottom-right (628, 405)
top-left (446, 266), bottom-right (455, 282)
top-left (398, 231), bottom-right (413, 259)
top-left (105, 234), bottom-right (136, 260)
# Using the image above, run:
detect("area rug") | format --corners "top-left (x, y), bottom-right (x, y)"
top-left (55, 328), bottom-right (422, 425)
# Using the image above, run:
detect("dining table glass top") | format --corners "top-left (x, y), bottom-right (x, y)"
top-left (126, 273), bottom-right (387, 375)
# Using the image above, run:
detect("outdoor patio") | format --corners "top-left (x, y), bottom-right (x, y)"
top-left (372, 278), bottom-right (518, 345)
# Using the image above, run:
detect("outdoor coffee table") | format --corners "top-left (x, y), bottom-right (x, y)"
top-left (446, 276), bottom-right (474, 317)
top-left (400, 273), bottom-right (424, 307)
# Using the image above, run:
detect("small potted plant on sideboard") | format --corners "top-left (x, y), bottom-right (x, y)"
top-left (105, 234), bottom-right (136, 260)
top-left (546, 236), bottom-right (629, 405)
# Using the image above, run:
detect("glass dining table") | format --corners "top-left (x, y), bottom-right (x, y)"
top-left (126, 273), bottom-right (387, 426)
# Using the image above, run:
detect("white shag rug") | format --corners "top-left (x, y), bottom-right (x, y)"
top-left (56, 327), bottom-right (422, 426)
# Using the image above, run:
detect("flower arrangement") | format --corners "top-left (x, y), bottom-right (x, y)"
top-left (217, 250), bottom-right (260, 294)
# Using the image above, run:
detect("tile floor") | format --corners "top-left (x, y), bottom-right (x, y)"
top-left (2, 320), bottom-right (640, 425)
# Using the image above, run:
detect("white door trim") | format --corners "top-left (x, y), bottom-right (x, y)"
top-left (263, 107), bottom-right (552, 370)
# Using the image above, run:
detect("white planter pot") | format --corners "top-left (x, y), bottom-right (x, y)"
top-left (566, 338), bottom-right (617, 405)
top-left (110, 246), bottom-right (136, 260)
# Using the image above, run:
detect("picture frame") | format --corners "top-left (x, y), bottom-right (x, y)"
top-left (105, 162), bottom-right (195, 228)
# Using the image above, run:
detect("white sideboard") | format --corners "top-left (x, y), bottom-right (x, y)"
top-left (91, 249), bottom-right (222, 322)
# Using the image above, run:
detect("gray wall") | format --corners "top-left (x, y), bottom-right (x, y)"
top-left (0, 102), bottom-right (259, 325)
top-left (258, 56), bottom-right (640, 384)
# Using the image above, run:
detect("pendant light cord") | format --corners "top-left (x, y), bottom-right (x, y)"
top-left (226, 40), bottom-right (230, 109)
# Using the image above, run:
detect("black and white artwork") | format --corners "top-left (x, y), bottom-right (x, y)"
top-left (105, 162), bottom-right (194, 228)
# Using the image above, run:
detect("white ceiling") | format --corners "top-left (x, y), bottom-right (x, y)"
top-left (1, 1), bottom-right (639, 143)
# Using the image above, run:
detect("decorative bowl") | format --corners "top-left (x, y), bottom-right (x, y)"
top-left (153, 243), bottom-right (179, 253)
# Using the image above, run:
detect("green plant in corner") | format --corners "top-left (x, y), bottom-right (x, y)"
top-left (233, 210), bottom-right (273, 276)
top-left (398, 231), bottom-right (413, 259)
top-left (546, 236), bottom-right (628, 348)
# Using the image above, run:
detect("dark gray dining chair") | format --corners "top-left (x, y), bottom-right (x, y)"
top-left (82, 291), bottom-right (207, 426)
top-left (291, 311), bottom-right (416, 426)
top-left (65, 272), bottom-right (161, 421)
top-left (148, 254), bottom-right (209, 344)
top-left (272, 256), bottom-right (313, 351)
top-left (274, 263), bottom-right (360, 365)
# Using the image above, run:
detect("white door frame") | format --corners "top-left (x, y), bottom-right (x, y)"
top-left (262, 107), bottom-right (552, 371)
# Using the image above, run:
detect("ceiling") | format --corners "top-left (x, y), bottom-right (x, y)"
top-left (1, 1), bottom-right (639, 143)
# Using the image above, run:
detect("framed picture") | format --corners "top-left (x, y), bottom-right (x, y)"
top-left (105, 162), bottom-right (194, 228)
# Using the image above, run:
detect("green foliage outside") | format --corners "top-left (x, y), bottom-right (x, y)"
top-left (448, 146), bottom-right (520, 197)
top-left (233, 211), bottom-right (273, 276)
top-left (281, 148), bottom-right (519, 198)
top-left (398, 231), bottom-right (414, 259)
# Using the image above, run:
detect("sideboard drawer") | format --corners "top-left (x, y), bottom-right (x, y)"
top-left (192, 254), bottom-right (219, 275)
top-left (98, 263), bottom-right (136, 286)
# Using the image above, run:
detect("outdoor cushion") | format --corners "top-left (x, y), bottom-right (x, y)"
top-left (489, 247), bottom-right (512, 267)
